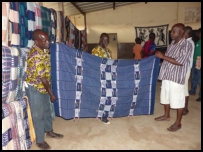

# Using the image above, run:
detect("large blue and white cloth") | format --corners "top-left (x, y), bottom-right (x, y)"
top-left (50, 44), bottom-right (160, 120)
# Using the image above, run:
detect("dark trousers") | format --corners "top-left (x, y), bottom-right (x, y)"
top-left (190, 63), bottom-right (201, 97)
top-left (25, 85), bottom-right (53, 143)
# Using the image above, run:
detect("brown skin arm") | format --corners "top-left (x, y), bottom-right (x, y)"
top-left (41, 77), bottom-right (57, 102)
top-left (155, 51), bottom-right (183, 66)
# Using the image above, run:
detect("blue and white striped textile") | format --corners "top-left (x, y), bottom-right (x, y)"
top-left (50, 43), bottom-right (160, 119)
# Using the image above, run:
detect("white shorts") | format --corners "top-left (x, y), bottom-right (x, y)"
top-left (184, 69), bottom-right (191, 96)
top-left (160, 80), bottom-right (185, 109)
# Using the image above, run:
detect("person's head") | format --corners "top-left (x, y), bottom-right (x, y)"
top-left (135, 37), bottom-right (141, 44)
top-left (32, 29), bottom-right (50, 50)
top-left (99, 33), bottom-right (109, 48)
top-left (149, 32), bottom-right (155, 41)
top-left (196, 28), bottom-right (201, 40)
top-left (184, 26), bottom-right (193, 39)
top-left (170, 23), bottom-right (185, 41)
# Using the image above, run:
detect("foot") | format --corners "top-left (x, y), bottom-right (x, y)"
top-left (36, 141), bottom-right (50, 150)
top-left (167, 123), bottom-right (181, 132)
top-left (46, 131), bottom-right (64, 139)
top-left (154, 115), bottom-right (170, 121)
top-left (196, 97), bottom-right (201, 102)
top-left (183, 109), bottom-right (189, 115)
top-left (99, 117), bottom-right (110, 124)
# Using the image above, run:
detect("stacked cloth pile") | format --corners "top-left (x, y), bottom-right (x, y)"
top-left (50, 44), bottom-right (160, 120)
top-left (2, 46), bottom-right (35, 150)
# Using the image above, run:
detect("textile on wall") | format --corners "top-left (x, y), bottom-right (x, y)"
top-left (27, 2), bottom-right (36, 48)
top-left (18, 2), bottom-right (28, 47)
top-left (2, 2), bottom-right (10, 46)
top-left (9, 2), bottom-right (20, 46)
top-left (2, 97), bottom-right (32, 150)
top-left (50, 8), bottom-right (57, 43)
top-left (135, 24), bottom-right (169, 48)
top-left (34, 3), bottom-right (42, 29)
top-left (40, 6), bottom-right (52, 40)
top-left (50, 44), bottom-right (160, 120)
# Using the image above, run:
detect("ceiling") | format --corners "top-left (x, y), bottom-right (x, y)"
top-left (69, 2), bottom-right (138, 15)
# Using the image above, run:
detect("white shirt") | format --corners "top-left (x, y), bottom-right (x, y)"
top-left (186, 37), bottom-right (195, 69)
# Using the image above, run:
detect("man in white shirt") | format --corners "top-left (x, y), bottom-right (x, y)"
top-left (183, 26), bottom-right (195, 115)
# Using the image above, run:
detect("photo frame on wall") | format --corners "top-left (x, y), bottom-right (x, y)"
top-left (135, 24), bottom-right (169, 48)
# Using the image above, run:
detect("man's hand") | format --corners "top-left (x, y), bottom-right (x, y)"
top-left (50, 94), bottom-right (57, 102)
top-left (155, 51), bottom-right (164, 59)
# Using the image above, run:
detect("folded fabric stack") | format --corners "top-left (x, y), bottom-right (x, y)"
top-left (2, 46), bottom-right (35, 150)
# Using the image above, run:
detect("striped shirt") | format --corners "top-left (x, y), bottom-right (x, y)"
top-left (158, 38), bottom-right (192, 85)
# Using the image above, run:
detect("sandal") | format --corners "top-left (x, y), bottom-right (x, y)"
top-left (154, 115), bottom-right (170, 121)
top-left (46, 131), bottom-right (64, 139)
top-left (167, 123), bottom-right (181, 132)
top-left (36, 141), bottom-right (50, 150)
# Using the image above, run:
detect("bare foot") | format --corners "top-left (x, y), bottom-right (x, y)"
top-left (154, 115), bottom-right (170, 121)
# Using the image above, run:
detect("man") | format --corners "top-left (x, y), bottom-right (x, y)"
top-left (92, 33), bottom-right (111, 124)
top-left (92, 33), bottom-right (112, 59)
top-left (183, 26), bottom-right (195, 115)
top-left (133, 37), bottom-right (143, 60)
top-left (189, 28), bottom-right (201, 101)
top-left (142, 32), bottom-right (156, 58)
top-left (25, 29), bottom-right (63, 150)
top-left (154, 23), bottom-right (192, 132)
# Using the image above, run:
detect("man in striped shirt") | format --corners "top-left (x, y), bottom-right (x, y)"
top-left (154, 23), bottom-right (192, 132)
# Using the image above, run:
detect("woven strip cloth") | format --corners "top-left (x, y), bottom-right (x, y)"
top-left (50, 44), bottom-right (160, 119)
top-left (2, 97), bottom-right (31, 150)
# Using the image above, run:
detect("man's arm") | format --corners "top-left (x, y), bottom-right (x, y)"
top-left (41, 77), bottom-right (57, 102)
top-left (155, 51), bottom-right (183, 66)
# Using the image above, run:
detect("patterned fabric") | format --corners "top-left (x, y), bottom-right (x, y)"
top-left (158, 38), bottom-right (192, 85)
top-left (50, 8), bottom-right (57, 43)
top-left (2, 2), bottom-right (10, 46)
top-left (65, 16), bottom-right (70, 42)
top-left (59, 11), bottom-right (64, 43)
top-left (18, 2), bottom-right (28, 47)
top-left (56, 11), bottom-right (64, 43)
top-left (15, 48), bottom-right (29, 100)
top-left (40, 6), bottom-right (52, 40)
top-left (66, 21), bottom-right (75, 47)
top-left (97, 59), bottom-right (118, 118)
top-left (27, 2), bottom-right (36, 48)
top-left (9, 2), bottom-right (20, 46)
top-left (74, 51), bottom-right (83, 118)
top-left (135, 24), bottom-right (169, 48)
top-left (80, 29), bottom-right (88, 52)
top-left (129, 60), bottom-right (141, 116)
top-left (2, 103), bottom-right (20, 150)
top-left (6, 47), bottom-right (19, 103)
top-left (34, 3), bottom-right (42, 29)
top-left (142, 40), bottom-right (156, 58)
top-left (50, 44), bottom-right (160, 119)
top-left (26, 45), bottom-right (51, 94)
top-left (2, 46), bottom-right (12, 103)
top-left (74, 28), bottom-right (80, 49)
top-left (92, 45), bottom-right (112, 59)
top-left (2, 98), bottom-right (31, 150)
top-left (19, 96), bottom-right (32, 149)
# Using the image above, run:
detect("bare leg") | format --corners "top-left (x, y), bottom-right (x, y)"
top-left (167, 108), bottom-right (183, 131)
top-left (155, 104), bottom-right (170, 121)
top-left (183, 96), bottom-right (189, 115)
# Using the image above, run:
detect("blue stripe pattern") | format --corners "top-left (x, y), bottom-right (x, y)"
top-left (50, 44), bottom-right (160, 119)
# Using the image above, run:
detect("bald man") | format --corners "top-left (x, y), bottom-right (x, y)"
top-left (25, 29), bottom-right (63, 150)
top-left (154, 23), bottom-right (192, 131)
